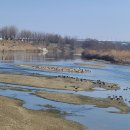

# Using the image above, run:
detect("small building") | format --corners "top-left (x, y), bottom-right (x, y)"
top-left (0, 37), bottom-right (3, 41)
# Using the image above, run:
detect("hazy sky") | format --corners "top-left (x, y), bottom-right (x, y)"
top-left (0, 0), bottom-right (130, 41)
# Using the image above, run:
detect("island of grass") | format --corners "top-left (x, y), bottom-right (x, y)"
top-left (0, 74), bottom-right (119, 91)
top-left (18, 64), bottom-right (90, 73)
top-left (35, 91), bottom-right (130, 114)
top-left (0, 96), bottom-right (84, 130)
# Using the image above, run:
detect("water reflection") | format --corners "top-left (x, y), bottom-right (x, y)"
top-left (0, 50), bottom-right (14, 63)
top-left (0, 51), bottom-right (75, 63)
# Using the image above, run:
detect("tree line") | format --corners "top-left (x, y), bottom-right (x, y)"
top-left (0, 26), bottom-right (76, 47)
top-left (0, 25), bottom-right (130, 51)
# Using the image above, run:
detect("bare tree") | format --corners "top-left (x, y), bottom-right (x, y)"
top-left (0, 26), bottom-right (8, 40)
top-left (9, 26), bottom-right (18, 40)
top-left (0, 26), bottom-right (18, 40)
top-left (19, 30), bottom-right (32, 41)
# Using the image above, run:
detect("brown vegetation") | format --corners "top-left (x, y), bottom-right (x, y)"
top-left (0, 40), bottom-right (37, 51)
top-left (82, 49), bottom-right (130, 64)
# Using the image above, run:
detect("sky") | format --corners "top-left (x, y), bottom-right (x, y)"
top-left (0, 0), bottom-right (130, 41)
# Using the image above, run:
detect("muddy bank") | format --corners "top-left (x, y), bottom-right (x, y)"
top-left (0, 74), bottom-right (119, 91)
top-left (0, 96), bottom-right (84, 130)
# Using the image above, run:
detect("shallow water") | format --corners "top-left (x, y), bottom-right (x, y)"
top-left (0, 51), bottom-right (130, 130)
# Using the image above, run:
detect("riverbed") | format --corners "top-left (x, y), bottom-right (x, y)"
top-left (0, 51), bottom-right (130, 130)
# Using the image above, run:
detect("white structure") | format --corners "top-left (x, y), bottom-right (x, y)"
top-left (38, 47), bottom-right (48, 55)
top-left (0, 37), bottom-right (3, 41)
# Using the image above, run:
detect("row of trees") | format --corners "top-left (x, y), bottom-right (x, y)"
top-left (0, 26), bottom-right (18, 40)
top-left (0, 26), bottom-right (76, 43)
top-left (0, 26), bottom-right (76, 50)
top-left (0, 26), bottom-right (130, 51)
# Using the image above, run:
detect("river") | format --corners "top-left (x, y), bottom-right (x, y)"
top-left (0, 51), bottom-right (130, 130)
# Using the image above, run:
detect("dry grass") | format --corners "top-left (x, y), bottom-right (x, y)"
top-left (36, 91), bottom-right (130, 114)
top-left (109, 50), bottom-right (130, 61)
top-left (0, 96), bottom-right (84, 130)
top-left (0, 73), bottom-right (93, 91)
top-left (83, 49), bottom-right (130, 63)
